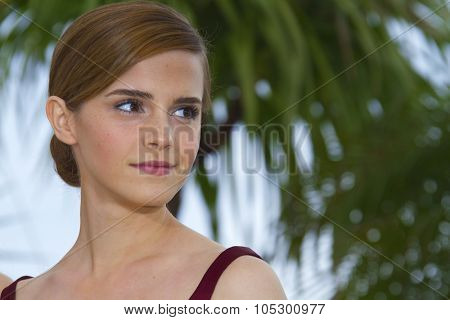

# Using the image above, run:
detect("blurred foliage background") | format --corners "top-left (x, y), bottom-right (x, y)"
top-left (0, 0), bottom-right (449, 299)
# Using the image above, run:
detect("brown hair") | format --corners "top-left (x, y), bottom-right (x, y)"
top-left (49, 0), bottom-right (212, 187)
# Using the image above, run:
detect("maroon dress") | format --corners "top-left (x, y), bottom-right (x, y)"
top-left (1, 246), bottom-right (262, 300)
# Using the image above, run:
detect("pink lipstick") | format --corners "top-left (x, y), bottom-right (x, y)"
top-left (130, 161), bottom-right (175, 176)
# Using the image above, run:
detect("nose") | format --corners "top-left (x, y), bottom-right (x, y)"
top-left (141, 109), bottom-right (174, 151)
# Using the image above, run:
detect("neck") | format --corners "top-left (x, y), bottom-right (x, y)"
top-left (59, 180), bottom-right (178, 278)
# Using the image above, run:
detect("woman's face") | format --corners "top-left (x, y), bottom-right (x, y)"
top-left (71, 50), bottom-right (204, 207)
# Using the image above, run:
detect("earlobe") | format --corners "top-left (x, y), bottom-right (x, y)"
top-left (45, 96), bottom-right (78, 145)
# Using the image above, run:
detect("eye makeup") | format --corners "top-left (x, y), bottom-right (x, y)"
top-left (114, 98), bottom-right (144, 115)
top-left (171, 105), bottom-right (200, 119)
top-left (114, 98), bottom-right (200, 120)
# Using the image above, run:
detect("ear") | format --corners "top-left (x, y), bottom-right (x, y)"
top-left (45, 96), bottom-right (78, 145)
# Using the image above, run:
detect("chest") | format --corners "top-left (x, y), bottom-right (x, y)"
top-left (20, 263), bottom-right (204, 300)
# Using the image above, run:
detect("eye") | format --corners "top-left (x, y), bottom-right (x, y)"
top-left (114, 99), bottom-right (143, 115)
top-left (172, 105), bottom-right (200, 119)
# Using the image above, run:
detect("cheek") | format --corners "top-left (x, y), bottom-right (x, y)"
top-left (174, 126), bottom-right (200, 167)
top-left (81, 120), bottom-right (133, 173)
top-left (94, 132), bottom-right (116, 165)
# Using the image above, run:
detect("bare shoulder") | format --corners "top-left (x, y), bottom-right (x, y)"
top-left (171, 218), bottom-right (226, 253)
top-left (0, 273), bottom-right (13, 291)
top-left (211, 255), bottom-right (287, 300)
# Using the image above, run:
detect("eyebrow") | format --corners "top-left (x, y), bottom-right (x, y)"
top-left (104, 88), bottom-right (202, 105)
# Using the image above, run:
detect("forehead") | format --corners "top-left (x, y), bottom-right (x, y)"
top-left (103, 50), bottom-right (204, 102)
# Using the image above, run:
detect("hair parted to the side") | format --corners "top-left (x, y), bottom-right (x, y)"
top-left (49, 0), bottom-right (212, 187)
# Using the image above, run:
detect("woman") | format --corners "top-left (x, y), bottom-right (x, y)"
top-left (1, 1), bottom-right (286, 300)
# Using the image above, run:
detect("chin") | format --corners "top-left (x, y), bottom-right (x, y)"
top-left (116, 191), bottom-right (173, 211)
top-left (122, 182), bottom-right (182, 208)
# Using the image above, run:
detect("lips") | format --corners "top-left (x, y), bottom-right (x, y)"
top-left (131, 161), bottom-right (174, 168)
top-left (130, 161), bottom-right (175, 176)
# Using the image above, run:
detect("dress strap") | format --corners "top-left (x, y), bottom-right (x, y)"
top-left (189, 246), bottom-right (263, 300)
top-left (0, 275), bottom-right (33, 300)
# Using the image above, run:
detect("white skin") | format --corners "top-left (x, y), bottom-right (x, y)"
top-left (12, 50), bottom-right (287, 299)
top-left (46, 50), bottom-right (207, 281)
top-left (64, 50), bottom-right (205, 273)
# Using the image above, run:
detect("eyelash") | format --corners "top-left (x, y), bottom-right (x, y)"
top-left (114, 99), bottom-right (200, 119)
top-left (115, 99), bottom-right (143, 115)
